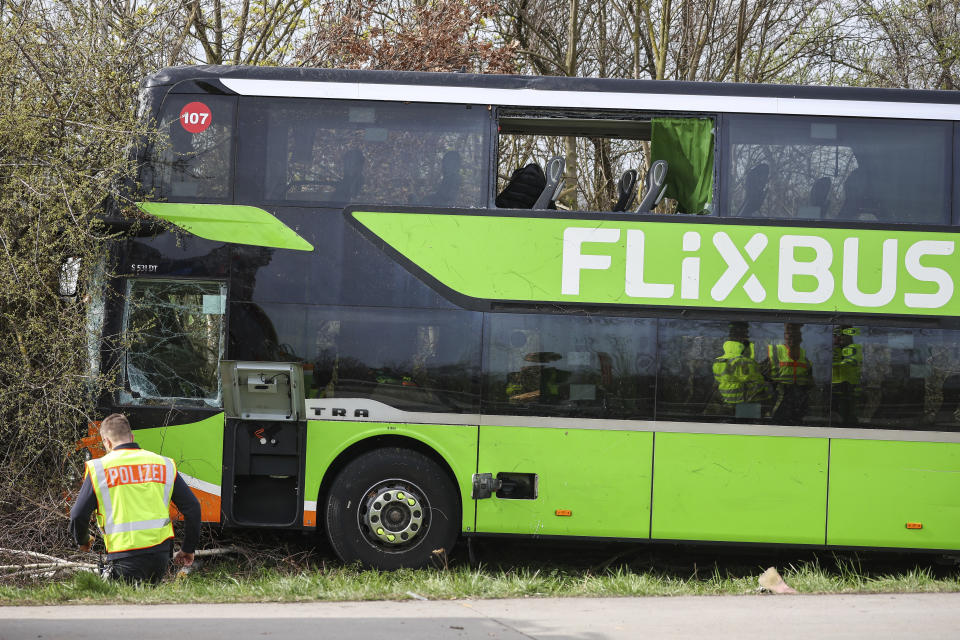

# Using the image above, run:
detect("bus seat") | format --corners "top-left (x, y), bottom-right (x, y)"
top-left (612, 169), bottom-right (638, 212)
top-left (429, 150), bottom-right (463, 206)
top-left (796, 176), bottom-right (831, 219)
top-left (810, 177), bottom-right (831, 209)
top-left (736, 163), bottom-right (769, 216)
top-left (839, 168), bottom-right (878, 219)
top-left (496, 163), bottom-right (546, 208)
top-left (533, 156), bottom-right (566, 209)
top-left (636, 160), bottom-right (668, 213)
top-left (331, 149), bottom-right (365, 202)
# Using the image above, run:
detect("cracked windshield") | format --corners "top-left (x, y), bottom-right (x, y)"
top-left (121, 280), bottom-right (226, 407)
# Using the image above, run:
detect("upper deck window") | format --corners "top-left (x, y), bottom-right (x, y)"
top-left (143, 95), bottom-right (236, 201)
top-left (496, 114), bottom-right (714, 214)
top-left (236, 99), bottom-right (489, 208)
top-left (724, 115), bottom-right (951, 225)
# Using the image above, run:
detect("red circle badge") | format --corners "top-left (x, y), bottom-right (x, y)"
top-left (179, 102), bottom-right (212, 134)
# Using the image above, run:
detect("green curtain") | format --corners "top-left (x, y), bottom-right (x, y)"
top-left (650, 118), bottom-right (714, 214)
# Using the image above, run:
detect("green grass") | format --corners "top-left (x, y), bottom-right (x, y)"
top-left (3, 559), bottom-right (960, 605)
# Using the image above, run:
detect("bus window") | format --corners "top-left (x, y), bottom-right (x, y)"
top-left (482, 314), bottom-right (657, 420)
top-left (228, 304), bottom-right (482, 414)
top-left (725, 115), bottom-right (951, 224)
top-left (235, 99), bottom-right (489, 208)
top-left (119, 280), bottom-right (226, 407)
top-left (657, 319), bottom-right (831, 426)
top-left (496, 114), bottom-right (714, 214)
top-left (842, 326), bottom-right (960, 431)
top-left (143, 95), bottom-right (236, 201)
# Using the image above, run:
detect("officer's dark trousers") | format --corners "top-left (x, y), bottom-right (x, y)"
top-left (772, 384), bottom-right (809, 424)
top-left (107, 552), bottom-right (169, 584)
top-left (831, 382), bottom-right (858, 426)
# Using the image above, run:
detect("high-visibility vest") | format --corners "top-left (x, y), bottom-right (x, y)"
top-left (832, 343), bottom-right (863, 386)
top-left (767, 344), bottom-right (812, 385)
top-left (85, 447), bottom-right (176, 553)
top-left (713, 341), bottom-right (765, 404)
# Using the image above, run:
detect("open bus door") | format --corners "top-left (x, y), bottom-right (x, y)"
top-left (220, 361), bottom-right (307, 527)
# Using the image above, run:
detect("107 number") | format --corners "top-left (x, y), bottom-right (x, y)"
top-left (181, 111), bottom-right (209, 126)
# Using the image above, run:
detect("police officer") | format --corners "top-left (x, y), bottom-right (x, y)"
top-left (832, 326), bottom-right (862, 426)
top-left (923, 337), bottom-right (960, 426)
top-left (713, 322), bottom-right (766, 415)
top-left (69, 413), bottom-right (201, 583)
top-left (766, 323), bottom-right (813, 424)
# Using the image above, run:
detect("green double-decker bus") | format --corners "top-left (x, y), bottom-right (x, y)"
top-left (92, 65), bottom-right (960, 568)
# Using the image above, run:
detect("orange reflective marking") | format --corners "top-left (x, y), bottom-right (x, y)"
top-left (171, 487), bottom-right (222, 523)
top-left (303, 510), bottom-right (317, 527)
top-left (104, 463), bottom-right (167, 488)
top-left (906, 522), bottom-right (923, 530)
top-left (555, 509), bottom-right (573, 517)
top-left (75, 421), bottom-right (106, 459)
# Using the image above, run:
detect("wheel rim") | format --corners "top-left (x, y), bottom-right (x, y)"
top-left (359, 479), bottom-right (429, 551)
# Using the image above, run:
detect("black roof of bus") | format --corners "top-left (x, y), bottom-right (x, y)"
top-left (145, 64), bottom-right (960, 106)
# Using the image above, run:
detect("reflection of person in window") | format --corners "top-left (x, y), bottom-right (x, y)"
top-left (861, 343), bottom-right (891, 423)
top-left (831, 326), bottom-right (862, 426)
top-left (712, 322), bottom-right (766, 413)
top-left (765, 323), bottom-right (813, 425)
top-left (506, 352), bottom-right (568, 405)
top-left (923, 339), bottom-right (960, 426)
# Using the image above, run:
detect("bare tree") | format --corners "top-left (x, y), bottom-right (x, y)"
top-left (295, 0), bottom-right (518, 73)
top-left (834, 0), bottom-right (960, 89)
top-left (166, 0), bottom-right (313, 65)
top-left (500, 0), bottom-right (842, 83)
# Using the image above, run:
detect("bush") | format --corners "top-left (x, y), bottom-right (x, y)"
top-left (0, 1), bottom-right (155, 554)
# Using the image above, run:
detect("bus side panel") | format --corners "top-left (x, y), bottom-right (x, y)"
top-left (303, 421), bottom-right (478, 532)
top-left (475, 426), bottom-right (653, 538)
top-left (652, 433), bottom-right (828, 544)
top-left (134, 413), bottom-right (226, 523)
top-left (828, 439), bottom-right (960, 550)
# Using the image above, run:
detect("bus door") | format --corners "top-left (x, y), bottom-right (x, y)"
top-left (220, 361), bottom-right (307, 527)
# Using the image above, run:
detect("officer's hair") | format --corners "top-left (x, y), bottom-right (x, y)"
top-left (100, 413), bottom-right (133, 444)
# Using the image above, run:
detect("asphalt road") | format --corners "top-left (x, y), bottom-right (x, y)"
top-left (3, 593), bottom-right (960, 639)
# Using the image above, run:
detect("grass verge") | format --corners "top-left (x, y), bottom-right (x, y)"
top-left (3, 558), bottom-right (960, 605)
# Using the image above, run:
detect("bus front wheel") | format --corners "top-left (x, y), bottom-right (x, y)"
top-left (324, 447), bottom-right (460, 569)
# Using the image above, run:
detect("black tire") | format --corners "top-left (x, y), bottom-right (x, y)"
top-left (324, 447), bottom-right (460, 570)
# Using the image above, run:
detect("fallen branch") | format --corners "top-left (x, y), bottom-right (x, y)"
top-left (0, 562), bottom-right (96, 581)
top-left (0, 547), bottom-right (78, 565)
top-left (0, 562), bottom-right (93, 571)
top-left (193, 547), bottom-right (240, 557)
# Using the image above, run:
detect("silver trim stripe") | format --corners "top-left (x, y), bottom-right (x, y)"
top-left (221, 78), bottom-right (960, 121)
top-left (180, 472), bottom-right (222, 497)
top-left (305, 398), bottom-right (480, 426)
top-left (304, 398), bottom-right (960, 444)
